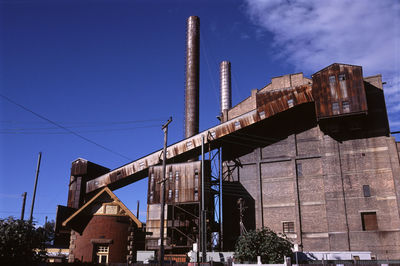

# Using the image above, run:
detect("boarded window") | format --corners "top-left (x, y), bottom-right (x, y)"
top-left (283, 221), bottom-right (295, 233)
top-left (363, 185), bottom-right (371, 197)
top-left (329, 75), bottom-right (338, 100)
top-left (339, 74), bottom-right (348, 98)
top-left (361, 212), bottom-right (378, 231)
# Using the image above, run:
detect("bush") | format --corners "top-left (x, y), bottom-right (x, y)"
top-left (0, 217), bottom-right (47, 265)
top-left (234, 227), bottom-right (293, 264)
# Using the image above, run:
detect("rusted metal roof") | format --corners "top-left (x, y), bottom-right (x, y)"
top-left (86, 85), bottom-right (314, 193)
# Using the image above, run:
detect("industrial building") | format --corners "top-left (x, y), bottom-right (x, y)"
top-left (56, 16), bottom-right (400, 263)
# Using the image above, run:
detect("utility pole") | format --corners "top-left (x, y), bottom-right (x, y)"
top-left (136, 200), bottom-right (140, 219)
top-left (201, 135), bottom-right (207, 262)
top-left (20, 192), bottom-right (27, 220)
top-left (159, 117), bottom-right (172, 266)
top-left (219, 147), bottom-right (223, 251)
top-left (29, 152), bottom-right (42, 222)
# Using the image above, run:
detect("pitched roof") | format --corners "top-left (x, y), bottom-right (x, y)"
top-left (62, 187), bottom-right (142, 232)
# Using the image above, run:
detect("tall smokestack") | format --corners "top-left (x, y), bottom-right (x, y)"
top-left (184, 16), bottom-right (200, 138)
top-left (220, 61), bottom-right (232, 113)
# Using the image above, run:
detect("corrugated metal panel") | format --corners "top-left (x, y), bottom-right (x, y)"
top-left (147, 161), bottom-right (211, 204)
top-left (86, 85), bottom-right (315, 193)
top-left (312, 63), bottom-right (368, 119)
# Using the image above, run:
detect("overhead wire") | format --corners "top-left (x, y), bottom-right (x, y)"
top-left (0, 124), bottom-right (160, 134)
top-left (200, 29), bottom-right (220, 103)
top-left (0, 93), bottom-right (133, 161)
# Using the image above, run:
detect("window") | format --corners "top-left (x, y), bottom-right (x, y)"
top-left (361, 212), bottom-right (378, 231)
top-left (169, 171), bottom-right (173, 185)
top-left (342, 101), bottom-right (350, 113)
top-left (329, 75), bottom-right (338, 99)
top-left (287, 99), bottom-right (294, 108)
top-left (259, 111), bottom-right (266, 119)
top-left (283, 222), bottom-right (295, 233)
top-left (175, 189), bottom-right (179, 201)
top-left (194, 170), bottom-right (199, 188)
top-left (149, 191), bottom-right (154, 202)
top-left (234, 121), bottom-right (241, 129)
top-left (338, 74), bottom-right (348, 98)
top-left (194, 189), bottom-right (198, 201)
top-left (296, 163), bottom-right (303, 177)
top-left (150, 174), bottom-right (154, 185)
top-left (168, 189), bottom-right (172, 199)
top-left (175, 171), bottom-right (180, 187)
top-left (332, 102), bottom-right (340, 115)
top-left (363, 185), bottom-right (371, 197)
top-left (95, 245), bottom-right (109, 264)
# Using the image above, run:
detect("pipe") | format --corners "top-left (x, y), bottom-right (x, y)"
top-left (185, 16), bottom-right (200, 138)
top-left (220, 61), bottom-right (232, 113)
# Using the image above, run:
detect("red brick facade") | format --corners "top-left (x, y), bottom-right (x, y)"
top-left (70, 215), bottom-right (130, 263)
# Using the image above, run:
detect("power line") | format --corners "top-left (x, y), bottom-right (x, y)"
top-left (0, 93), bottom-right (133, 161)
top-left (0, 118), bottom-right (165, 126)
top-left (0, 124), bottom-right (160, 134)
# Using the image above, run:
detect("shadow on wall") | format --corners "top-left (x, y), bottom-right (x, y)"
top-left (222, 181), bottom-right (255, 251)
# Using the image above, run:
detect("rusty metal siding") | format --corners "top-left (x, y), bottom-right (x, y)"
top-left (147, 161), bottom-right (211, 204)
top-left (86, 84), bottom-right (315, 194)
top-left (256, 84), bottom-right (313, 117)
top-left (312, 63), bottom-right (368, 120)
top-left (68, 159), bottom-right (109, 209)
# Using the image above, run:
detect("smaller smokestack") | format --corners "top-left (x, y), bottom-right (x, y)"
top-left (220, 61), bottom-right (232, 115)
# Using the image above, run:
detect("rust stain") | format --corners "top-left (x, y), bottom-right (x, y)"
top-left (86, 84), bottom-right (316, 193)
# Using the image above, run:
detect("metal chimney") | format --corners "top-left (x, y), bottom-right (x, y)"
top-left (184, 16), bottom-right (200, 138)
top-left (220, 61), bottom-right (232, 113)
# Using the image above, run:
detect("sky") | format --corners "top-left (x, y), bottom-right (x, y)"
top-left (0, 0), bottom-right (399, 226)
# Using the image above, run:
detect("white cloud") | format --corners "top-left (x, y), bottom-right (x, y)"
top-left (245, 0), bottom-right (400, 130)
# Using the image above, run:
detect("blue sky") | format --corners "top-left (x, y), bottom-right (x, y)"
top-left (1, 0), bottom-right (399, 225)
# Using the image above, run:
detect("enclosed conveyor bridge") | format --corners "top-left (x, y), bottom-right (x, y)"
top-left (86, 85), bottom-right (313, 193)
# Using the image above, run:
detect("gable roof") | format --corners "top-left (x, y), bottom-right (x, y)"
top-left (62, 187), bottom-right (142, 232)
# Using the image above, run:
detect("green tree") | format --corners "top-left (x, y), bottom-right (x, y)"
top-left (234, 227), bottom-right (293, 264)
top-left (0, 217), bottom-right (47, 266)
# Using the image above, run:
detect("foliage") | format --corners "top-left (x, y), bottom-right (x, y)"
top-left (234, 227), bottom-right (293, 264)
top-left (43, 219), bottom-right (55, 245)
top-left (0, 217), bottom-right (47, 266)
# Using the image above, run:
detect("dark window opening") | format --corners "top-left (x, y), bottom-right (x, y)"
top-left (361, 212), bottom-right (378, 231)
top-left (343, 101), bottom-right (350, 113)
top-left (363, 185), bottom-right (371, 197)
top-left (296, 163), bottom-right (303, 177)
top-left (283, 221), bottom-right (295, 233)
top-left (339, 74), bottom-right (348, 98)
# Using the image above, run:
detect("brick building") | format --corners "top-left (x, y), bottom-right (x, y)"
top-left (65, 63), bottom-right (400, 261)
top-left (63, 187), bottom-right (144, 263)
top-left (221, 63), bottom-right (400, 259)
